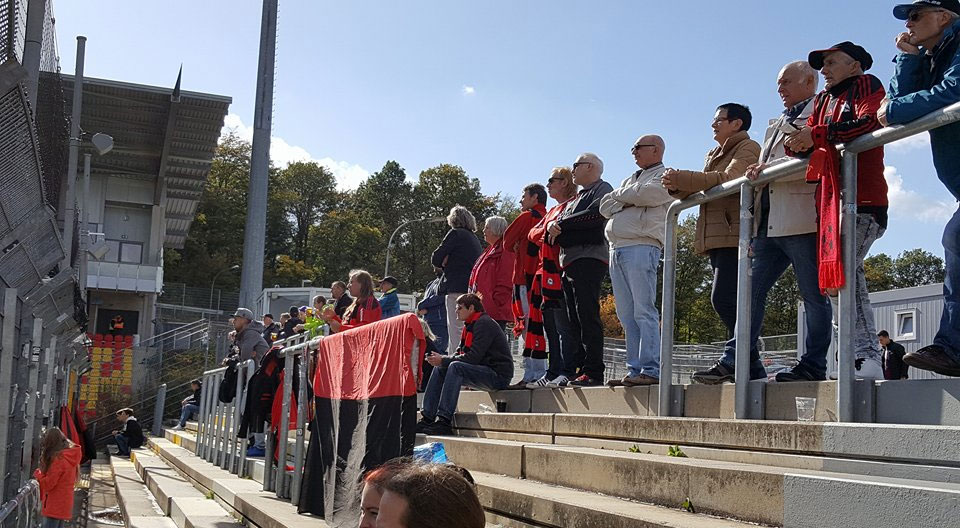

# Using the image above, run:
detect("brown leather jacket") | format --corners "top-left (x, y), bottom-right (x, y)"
top-left (668, 131), bottom-right (761, 254)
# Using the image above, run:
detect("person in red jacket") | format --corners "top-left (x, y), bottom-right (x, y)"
top-left (502, 183), bottom-right (548, 387)
top-left (468, 216), bottom-right (515, 327)
top-left (783, 41), bottom-right (889, 382)
top-left (34, 427), bottom-right (83, 528)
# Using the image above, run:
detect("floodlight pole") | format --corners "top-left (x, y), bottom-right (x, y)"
top-left (23, 0), bottom-right (47, 112)
top-left (61, 36), bottom-right (86, 273)
top-left (239, 0), bottom-right (279, 309)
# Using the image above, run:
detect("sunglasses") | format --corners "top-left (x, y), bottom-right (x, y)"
top-left (908, 8), bottom-right (944, 21)
top-left (547, 177), bottom-right (564, 184)
top-left (573, 162), bottom-right (593, 169)
top-left (631, 143), bottom-right (657, 153)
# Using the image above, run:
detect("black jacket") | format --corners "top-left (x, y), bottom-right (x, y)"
top-left (883, 341), bottom-right (909, 380)
top-left (187, 385), bottom-right (201, 406)
top-left (121, 418), bottom-right (144, 449)
top-left (441, 313), bottom-right (514, 380)
top-left (431, 228), bottom-right (483, 294)
top-left (280, 317), bottom-right (303, 340)
top-left (262, 322), bottom-right (280, 345)
top-left (334, 294), bottom-right (353, 318)
top-left (556, 179), bottom-right (614, 248)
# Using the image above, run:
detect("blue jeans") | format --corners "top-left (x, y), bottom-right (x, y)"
top-left (42, 517), bottom-right (65, 528)
top-left (936, 205), bottom-right (960, 362)
top-left (720, 233), bottom-right (832, 378)
top-left (114, 434), bottom-right (129, 456)
top-left (179, 404), bottom-right (199, 427)
top-left (609, 245), bottom-right (662, 378)
top-left (544, 300), bottom-right (576, 379)
top-left (422, 361), bottom-right (510, 421)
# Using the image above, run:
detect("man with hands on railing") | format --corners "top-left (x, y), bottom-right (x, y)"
top-left (881, 0), bottom-right (960, 377)
top-left (781, 42), bottom-right (889, 381)
top-left (662, 104), bottom-right (761, 342)
top-left (693, 62), bottom-right (832, 384)
top-left (230, 308), bottom-right (269, 365)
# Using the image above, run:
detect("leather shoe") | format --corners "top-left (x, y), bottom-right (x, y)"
top-left (903, 345), bottom-right (960, 377)
top-left (623, 374), bottom-right (659, 386)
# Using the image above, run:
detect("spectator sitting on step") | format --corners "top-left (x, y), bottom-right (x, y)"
top-left (173, 379), bottom-right (202, 431)
top-left (417, 294), bottom-right (514, 436)
top-left (379, 276), bottom-right (402, 319)
top-left (34, 427), bottom-right (82, 528)
top-left (111, 408), bottom-right (144, 456)
top-left (377, 463), bottom-right (485, 528)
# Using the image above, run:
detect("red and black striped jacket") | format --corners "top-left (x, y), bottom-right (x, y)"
top-left (805, 74), bottom-right (888, 223)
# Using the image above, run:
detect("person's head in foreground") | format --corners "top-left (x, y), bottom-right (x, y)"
top-left (375, 464), bottom-right (485, 528)
top-left (359, 459), bottom-right (411, 528)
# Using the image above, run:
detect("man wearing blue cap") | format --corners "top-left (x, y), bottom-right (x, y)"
top-left (880, 0), bottom-right (960, 376)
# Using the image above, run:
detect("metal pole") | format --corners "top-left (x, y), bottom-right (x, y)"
top-left (0, 289), bottom-right (20, 498)
top-left (658, 206), bottom-right (680, 416)
top-left (41, 337), bottom-right (56, 424)
top-left (837, 151), bottom-right (858, 422)
top-left (22, 318), bottom-right (42, 483)
top-left (152, 384), bottom-right (166, 437)
top-left (78, 154), bottom-right (91, 293)
top-left (228, 361), bottom-right (245, 473)
top-left (237, 362), bottom-right (254, 478)
top-left (22, 0), bottom-right (46, 113)
top-left (239, 0), bottom-right (278, 309)
top-left (62, 36), bottom-right (86, 272)
top-left (734, 183), bottom-right (754, 419)
top-left (290, 351), bottom-right (308, 506)
top-left (276, 352), bottom-right (293, 497)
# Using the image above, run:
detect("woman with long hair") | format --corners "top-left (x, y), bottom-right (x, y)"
top-left (323, 269), bottom-right (382, 333)
top-left (33, 428), bottom-right (83, 528)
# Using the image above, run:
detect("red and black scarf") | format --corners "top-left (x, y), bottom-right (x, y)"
top-left (457, 312), bottom-right (484, 354)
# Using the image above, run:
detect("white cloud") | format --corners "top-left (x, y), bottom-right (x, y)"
top-left (462, 85), bottom-right (476, 96)
top-left (884, 165), bottom-right (954, 223)
top-left (221, 113), bottom-right (371, 190)
top-left (888, 132), bottom-right (931, 152)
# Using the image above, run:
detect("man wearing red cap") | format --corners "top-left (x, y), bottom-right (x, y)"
top-left (781, 42), bottom-right (889, 382)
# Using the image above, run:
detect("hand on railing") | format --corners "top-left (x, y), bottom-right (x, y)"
top-left (744, 163), bottom-right (766, 181)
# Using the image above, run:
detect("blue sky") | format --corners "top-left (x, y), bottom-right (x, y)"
top-left (54, 0), bottom-right (956, 258)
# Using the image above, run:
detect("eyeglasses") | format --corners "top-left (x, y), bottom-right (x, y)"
top-left (712, 116), bottom-right (733, 124)
top-left (908, 8), bottom-right (944, 21)
top-left (547, 177), bottom-right (564, 184)
top-left (631, 144), bottom-right (657, 153)
top-left (573, 162), bottom-right (593, 169)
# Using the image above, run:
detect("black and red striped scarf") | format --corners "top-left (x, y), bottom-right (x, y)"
top-left (522, 278), bottom-right (548, 360)
top-left (456, 311), bottom-right (484, 354)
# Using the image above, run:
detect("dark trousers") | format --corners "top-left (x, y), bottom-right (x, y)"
top-left (708, 247), bottom-right (739, 340)
top-left (562, 258), bottom-right (608, 380)
top-left (544, 300), bottom-right (576, 379)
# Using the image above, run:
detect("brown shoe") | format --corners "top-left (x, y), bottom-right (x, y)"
top-left (903, 345), bottom-right (960, 377)
top-left (606, 378), bottom-right (626, 387)
top-left (623, 374), bottom-right (659, 386)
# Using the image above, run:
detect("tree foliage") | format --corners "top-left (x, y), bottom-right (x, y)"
top-left (864, 249), bottom-right (945, 292)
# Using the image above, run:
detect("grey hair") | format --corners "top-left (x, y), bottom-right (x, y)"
top-left (578, 152), bottom-right (604, 175)
top-left (447, 205), bottom-right (477, 231)
top-left (784, 60), bottom-right (819, 90)
top-left (483, 216), bottom-right (508, 238)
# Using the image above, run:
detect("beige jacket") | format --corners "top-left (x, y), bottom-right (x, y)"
top-left (668, 131), bottom-right (761, 254)
top-left (752, 99), bottom-right (818, 238)
top-left (599, 163), bottom-right (674, 249)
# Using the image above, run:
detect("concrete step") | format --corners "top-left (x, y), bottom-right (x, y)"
top-left (475, 471), bottom-right (753, 528)
top-left (109, 455), bottom-right (177, 528)
top-left (451, 412), bottom-right (960, 466)
top-left (146, 437), bottom-right (327, 528)
top-left (427, 434), bottom-right (960, 526)
top-left (129, 449), bottom-right (239, 528)
top-left (456, 378), bottom-right (960, 425)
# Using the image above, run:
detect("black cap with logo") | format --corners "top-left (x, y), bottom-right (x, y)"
top-left (808, 42), bottom-right (874, 71)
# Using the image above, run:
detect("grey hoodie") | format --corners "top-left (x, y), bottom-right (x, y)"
top-left (237, 320), bottom-right (268, 364)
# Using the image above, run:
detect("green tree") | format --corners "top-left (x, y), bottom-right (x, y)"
top-left (893, 248), bottom-right (945, 288)
top-left (276, 161), bottom-right (338, 261)
top-left (864, 253), bottom-right (896, 292)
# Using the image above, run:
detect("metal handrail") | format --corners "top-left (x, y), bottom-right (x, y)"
top-left (0, 479), bottom-right (39, 527)
top-left (658, 101), bottom-right (960, 421)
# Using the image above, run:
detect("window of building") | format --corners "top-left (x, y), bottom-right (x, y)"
top-left (894, 310), bottom-right (917, 341)
top-left (119, 242), bottom-right (143, 264)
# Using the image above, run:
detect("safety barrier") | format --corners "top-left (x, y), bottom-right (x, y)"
top-left (659, 100), bottom-right (960, 421)
top-left (0, 480), bottom-right (39, 528)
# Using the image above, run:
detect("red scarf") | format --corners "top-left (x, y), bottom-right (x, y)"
top-left (806, 147), bottom-right (844, 291)
top-left (457, 312), bottom-right (484, 354)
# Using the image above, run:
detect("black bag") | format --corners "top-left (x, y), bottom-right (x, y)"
top-left (218, 355), bottom-right (239, 403)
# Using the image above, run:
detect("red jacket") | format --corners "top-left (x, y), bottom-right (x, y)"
top-left (529, 201), bottom-right (570, 303)
top-left (805, 74), bottom-right (888, 215)
top-left (468, 239), bottom-right (515, 322)
top-left (502, 204), bottom-right (547, 286)
top-left (34, 445), bottom-right (83, 520)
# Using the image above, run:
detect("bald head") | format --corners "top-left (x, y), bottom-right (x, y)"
top-left (777, 61), bottom-right (819, 108)
top-left (632, 135), bottom-right (665, 169)
top-left (572, 152), bottom-right (603, 186)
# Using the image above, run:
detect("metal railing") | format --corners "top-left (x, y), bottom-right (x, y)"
top-left (0, 480), bottom-right (39, 528)
top-left (659, 100), bottom-right (960, 421)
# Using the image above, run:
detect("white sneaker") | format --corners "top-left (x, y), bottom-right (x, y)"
top-left (855, 356), bottom-right (884, 380)
top-left (172, 425), bottom-right (184, 431)
top-left (545, 375), bottom-right (569, 388)
top-left (526, 376), bottom-right (550, 389)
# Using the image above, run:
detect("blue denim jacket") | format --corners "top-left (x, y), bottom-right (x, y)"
top-left (888, 19), bottom-right (960, 200)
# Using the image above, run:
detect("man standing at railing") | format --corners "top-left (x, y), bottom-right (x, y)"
top-left (782, 42), bottom-right (889, 381)
top-left (693, 62), bottom-right (831, 385)
top-left (599, 135), bottom-right (673, 387)
top-left (880, 0), bottom-right (960, 377)
top-left (663, 104), bottom-right (761, 342)
top-left (232, 308), bottom-right (268, 365)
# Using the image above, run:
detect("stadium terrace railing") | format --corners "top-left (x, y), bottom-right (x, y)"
top-left (659, 100), bottom-right (960, 421)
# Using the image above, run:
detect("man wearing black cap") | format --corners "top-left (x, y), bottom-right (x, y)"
top-left (379, 276), bottom-right (402, 319)
top-left (881, 0), bottom-right (960, 377)
top-left (780, 42), bottom-right (889, 382)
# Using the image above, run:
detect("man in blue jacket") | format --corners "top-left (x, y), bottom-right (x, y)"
top-left (379, 276), bottom-right (402, 318)
top-left (880, 0), bottom-right (960, 376)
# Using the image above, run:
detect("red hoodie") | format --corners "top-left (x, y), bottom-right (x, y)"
top-left (502, 204), bottom-right (547, 286)
top-left (34, 445), bottom-right (83, 520)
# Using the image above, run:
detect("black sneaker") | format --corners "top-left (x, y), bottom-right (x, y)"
top-left (569, 374), bottom-right (602, 387)
top-left (903, 345), bottom-right (960, 377)
top-left (691, 362), bottom-right (735, 385)
top-left (775, 365), bottom-right (826, 383)
top-left (416, 417), bottom-right (435, 434)
top-left (422, 417), bottom-right (453, 436)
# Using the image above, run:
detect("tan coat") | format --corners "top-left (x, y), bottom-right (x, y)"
top-left (668, 131), bottom-right (761, 254)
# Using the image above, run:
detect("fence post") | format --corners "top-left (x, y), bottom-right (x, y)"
top-left (237, 361), bottom-right (253, 478)
top-left (837, 150), bottom-right (858, 422)
top-left (228, 360), bottom-right (246, 473)
top-left (658, 206), bottom-right (680, 417)
top-left (0, 288), bottom-right (20, 499)
top-left (290, 346), bottom-right (309, 506)
top-left (152, 384), bottom-right (166, 437)
top-left (41, 336), bottom-right (56, 425)
top-left (734, 183), bottom-right (755, 419)
top-left (276, 351), bottom-right (294, 498)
